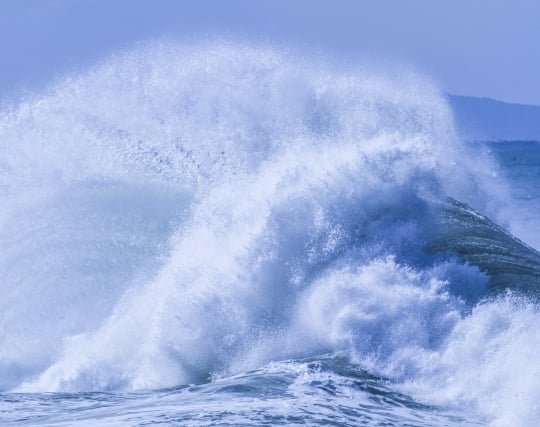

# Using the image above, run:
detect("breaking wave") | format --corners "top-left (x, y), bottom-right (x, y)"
top-left (1, 41), bottom-right (539, 426)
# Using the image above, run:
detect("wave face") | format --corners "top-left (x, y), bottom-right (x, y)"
top-left (1, 42), bottom-right (539, 425)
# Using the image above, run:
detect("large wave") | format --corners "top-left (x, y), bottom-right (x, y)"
top-left (1, 42), bottom-right (538, 425)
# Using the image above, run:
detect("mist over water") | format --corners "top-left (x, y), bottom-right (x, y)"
top-left (1, 42), bottom-right (539, 426)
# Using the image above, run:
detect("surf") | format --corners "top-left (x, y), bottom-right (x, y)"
top-left (1, 41), bottom-right (539, 425)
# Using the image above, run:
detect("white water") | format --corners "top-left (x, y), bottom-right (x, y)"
top-left (0, 41), bottom-right (538, 426)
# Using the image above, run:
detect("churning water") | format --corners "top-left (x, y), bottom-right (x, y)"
top-left (1, 42), bottom-right (539, 426)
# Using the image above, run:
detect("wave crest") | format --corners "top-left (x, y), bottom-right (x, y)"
top-left (2, 41), bottom-right (535, 424)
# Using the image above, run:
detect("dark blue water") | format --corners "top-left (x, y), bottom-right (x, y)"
top-left (487, 141), bottom-right (540, 249)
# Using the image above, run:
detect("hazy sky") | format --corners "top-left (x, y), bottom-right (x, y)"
top-left (1, 0), bottom-right (539, 105)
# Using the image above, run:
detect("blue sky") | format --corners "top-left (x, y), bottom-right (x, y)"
top-left (1, 0), bottom-right (539, 105)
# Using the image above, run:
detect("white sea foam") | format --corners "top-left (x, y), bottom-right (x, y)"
top-left (0, 41), bottom-right (536, 425)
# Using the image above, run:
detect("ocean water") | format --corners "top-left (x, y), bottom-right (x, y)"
top-left (1, 42), bottom-right (539, 426)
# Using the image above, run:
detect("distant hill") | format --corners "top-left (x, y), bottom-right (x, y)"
top-left (447, 94), bottom-right (540, 142)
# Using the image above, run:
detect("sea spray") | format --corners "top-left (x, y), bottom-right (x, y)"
top-left (1, 41), bottom-right (537, 425)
